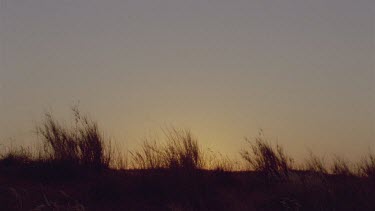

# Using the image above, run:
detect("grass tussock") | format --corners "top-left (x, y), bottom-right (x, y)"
top-left (163, 128), bottom-right (204, 170)
top-left (304, 151), bottom-right (328, 174)
top-left (240, 133), bottom-right (294, 182)
top-left (130, 128), bottom-right (204, 171)
top-left (110, 144), bottom-right (128, 170)
top-left (0, 146), bottom-right (33, 166)
top-left (331, 156), bottom-right (354, 176)
top-left (206, 151), bottom-right (237, 172)
top-left (358, 153), bottom-right (375, 179)
top-left (130, 139), bottom-right (165, 169)
top-left (36, 108), bottom-right (112, 169)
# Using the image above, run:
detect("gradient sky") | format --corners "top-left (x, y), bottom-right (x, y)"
top-left (1, 0), bottom-right (374, 161)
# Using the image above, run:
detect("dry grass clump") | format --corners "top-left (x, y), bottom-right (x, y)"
top-left (0, 146), bottom-right (33, 166)
top-left (109, 145), bottom-right (128, 170)
top-left (358, 153), bottom-right (375, 179)
top-left (304, 151), bottom-right (328, 174)
top-left (130, 139), bottom-right (165, 169)
top-left (330, 156), bottom-right (353, 176)
top-left (36, 108), bottom-right (112, 169)
top-left (205, 150), bottom-right (236, 172)
top-left (240, 134), bottom-right (294, 182)
top-left (212, 156), bottom-right (234, 172)
top-left (130, 128), bottom-right (205, 170)
top-left (211, 154), bottom-right (236, 172)
top-left (163, 128), bottom-right (204, 170)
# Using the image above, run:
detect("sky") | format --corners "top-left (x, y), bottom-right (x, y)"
top-left (0, 0), bottom-right (374, 161)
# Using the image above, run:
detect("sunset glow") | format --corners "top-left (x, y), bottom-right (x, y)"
top-left (1, 0), bottom-right (374, 162)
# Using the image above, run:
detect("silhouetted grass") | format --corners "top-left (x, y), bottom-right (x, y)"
top-left (331, 156), bottom-right (354, 176)
top-left (163, 128), bottom-right (204, 170)
top-left (304, 151), bottom-right (328, 174)
top-left (358, 152), bottom-right (375, 179)
top-left (0, 146), bottom-right (33, 166)
top-left (206, 151), bottom-right (237, 172)
top-left (36, 108), bottom-right (111, 169)
top-left (1, 109), bottom-right (375, 210)
top-left (130, 128), bottom-right (204, 171)
top-left (240, 133), bottom-right (294, 182)
top-left (130, 139), bottom-right (165, 169)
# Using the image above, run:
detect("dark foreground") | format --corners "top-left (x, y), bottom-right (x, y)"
top-left (1, 163), bottom-right (374, 211)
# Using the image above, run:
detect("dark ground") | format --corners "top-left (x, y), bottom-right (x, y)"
top-left (1, 163), bottom-right (375, 211)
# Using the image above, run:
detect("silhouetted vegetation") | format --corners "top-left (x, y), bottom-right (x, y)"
top-left (304, 151), bottom-right (328, 174)
top-left (36, 108), bottom-right (112, 169)
top-left (1, 109), bottom-right (375, 210)
top-left (240, 133), bottom-right (294, 183)
top-left (130, 128), bottom-right (204, 171)
top-left (331, 156), bottom-right (354, 176)
top-left (0, 146), bottom-right (32, 166)
top-left (358, 153), bottom-right (375, 179)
